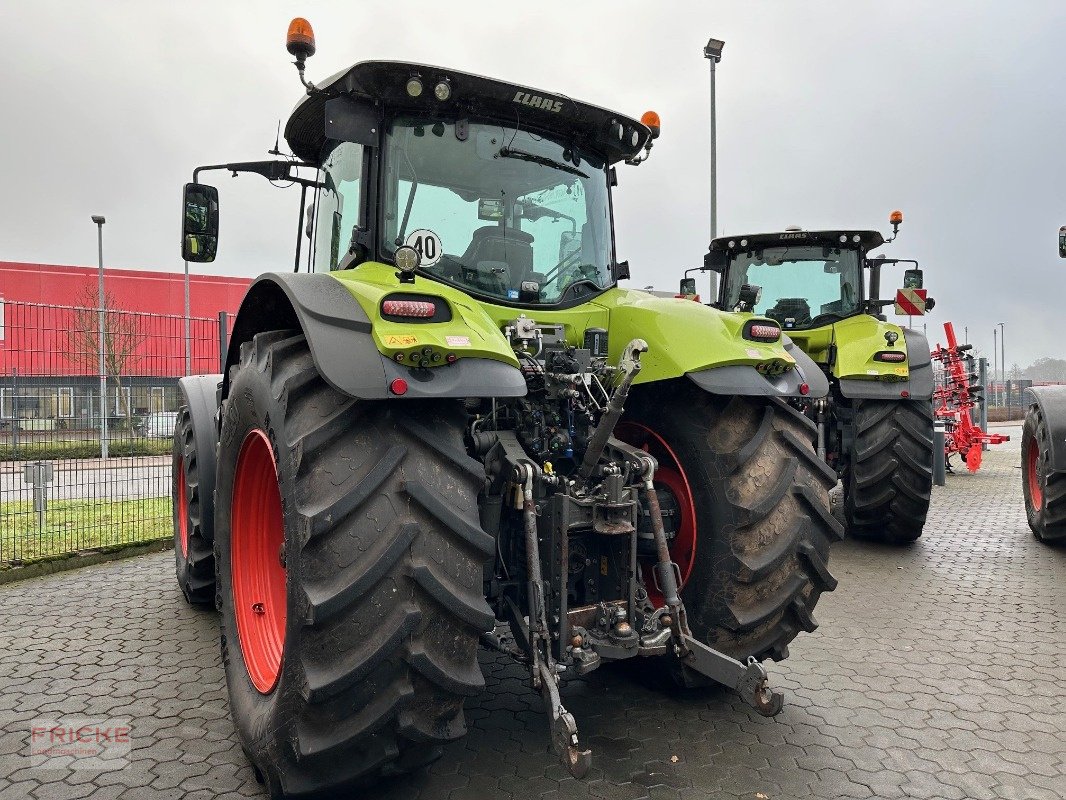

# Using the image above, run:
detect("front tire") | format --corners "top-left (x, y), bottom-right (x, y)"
top-left (844, 399), bottom-right (934, 544)
top-left (622, 383), bottom-right (842, 666)
top-left (1022, 403), bottom-right (1066, 544)
top-left (215, 331), bottom-right (495, 798)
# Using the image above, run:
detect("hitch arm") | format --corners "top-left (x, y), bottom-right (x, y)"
top-left (679, 636), bottom-right (784, 717)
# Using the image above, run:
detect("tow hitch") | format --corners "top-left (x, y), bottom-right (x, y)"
top-left (488, 334), bottom-right (786, 778)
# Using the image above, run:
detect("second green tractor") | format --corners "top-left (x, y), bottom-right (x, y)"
top-left (693, 218), bottom-right (936, 543)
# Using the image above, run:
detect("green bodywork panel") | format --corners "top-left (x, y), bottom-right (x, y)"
top-left (330, 262), bottom-right (796, 382)
top-left (786, 314), bottom-right (909, 383)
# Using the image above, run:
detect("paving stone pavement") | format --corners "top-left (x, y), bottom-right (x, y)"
top-left (1, 429), bottom-right (1064, 800)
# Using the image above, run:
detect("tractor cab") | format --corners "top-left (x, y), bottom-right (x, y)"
top-left (703, 215), bottom-right (929, 331)
top-left (184, 52), bottom-right (660, 309)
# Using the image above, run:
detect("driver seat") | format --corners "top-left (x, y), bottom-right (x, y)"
top-left (765, 297), bottom-right (812, 327)
top-left (460, 227), bottom-right (535, 283)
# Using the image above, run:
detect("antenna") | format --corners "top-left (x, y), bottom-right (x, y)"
top-left (268, 120), bottom-right (283, 156)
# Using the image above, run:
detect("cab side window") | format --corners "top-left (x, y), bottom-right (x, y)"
top-left (314, 142), bottom-right (364, 271)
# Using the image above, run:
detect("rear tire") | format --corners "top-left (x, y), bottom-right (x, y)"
top-left (1022, 403), bottom-right (1066, 544)
top-left (172, 406), bottom-right (216, 606)
top-left (215, 331), bottom-right (494, 799)
top-left (844, 399), bottom-right (933, 544)
top-left (623, 383), bottom-right (842, 669)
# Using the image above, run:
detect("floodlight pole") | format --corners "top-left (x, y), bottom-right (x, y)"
top-left (998, 321), bottom-right (1005, 396)
top-left (993, 328), bottom-right (998, 406)
top-left (704, 37), bottom-right (724, 301)
top-left (705, 38), bottom-right (724, 241)
top-left (91, 215), bottom-right (109, 459)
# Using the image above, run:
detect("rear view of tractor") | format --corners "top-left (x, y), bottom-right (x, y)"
top-left (1019, 227), bottom-right (1066, 544)
top-left (170, 20), bottom-right (843, 798)
top-left (690, 215), bottom-right (936, 543)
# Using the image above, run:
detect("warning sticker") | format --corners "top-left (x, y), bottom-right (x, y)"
top-left (894, 288), bottom-right (928, 316)
top-left (384, 334), bottom-right (418, 347)
top-left (404, 229), bottom-right (443, 267)
top-left (446, 335), bottom-right (471, 347)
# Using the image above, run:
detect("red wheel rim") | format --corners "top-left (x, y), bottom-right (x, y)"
top-left (176, 456), bottom-right (189, 558)
top-left (615, 422), bottom-right (697, 608)
top-left (231, 429), bottom-right (287, 694)
top-left (1027, 435), bottom-right (1044, 511)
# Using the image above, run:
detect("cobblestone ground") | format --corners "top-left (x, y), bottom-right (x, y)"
top-left (1, 429), bottom-right (1064, 800)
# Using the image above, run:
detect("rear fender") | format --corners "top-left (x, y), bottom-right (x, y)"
top-left (223, 273), bottom-right (526, 401)
top-left (1027, 386), bottom-right (1066, 472)
top-left (838, 328), bottom-right (934, 400)
top-left (686, 336), bottom-right (830, 398)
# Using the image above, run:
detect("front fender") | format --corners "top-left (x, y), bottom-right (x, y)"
top-left (225, 273), bottom-right (526, 400)
top-left (1027, 386), bottom-right (1066, 472)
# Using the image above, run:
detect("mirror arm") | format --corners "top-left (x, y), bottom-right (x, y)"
top-left (193, 160), bottom-right (323, 189)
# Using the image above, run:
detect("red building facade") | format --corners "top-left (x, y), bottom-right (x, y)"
top-left (0, 262), bottom-right (251, 428)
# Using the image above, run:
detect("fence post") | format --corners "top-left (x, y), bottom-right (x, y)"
top-left (11, 367), bottom-right (18, 458)
top-left (933, 422), bottom-right (947, 486)
top-left (218, 311), bottom-right (228, 375)
top-left (978, 358), bottom-right (989, 451)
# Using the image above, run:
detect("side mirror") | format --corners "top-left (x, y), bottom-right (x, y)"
top-left (182, 183), bottom-right (219, 263)
top-left (558, 230), bottom-right (581, 263)
top-left (903, 268), bottom-right (924, 289)
top-left (679, 277), bottom-right (697, 297)
top-left (1059, 226), bottom-right (1066, 258)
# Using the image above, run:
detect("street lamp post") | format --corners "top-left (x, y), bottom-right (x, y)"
top-left (91, 215), bottom-right (109, 459)
top-left (704, 37), bottom-right (724, 299)
top-left (992, 328), bottom-right (998, 407)
top-left (998, 321), bottom-right (1006, 410)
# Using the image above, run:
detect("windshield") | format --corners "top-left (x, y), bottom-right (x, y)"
top-left (381, 117), bottom-right (613, 305)
top-left (723, 246), bottom-right (862, 330)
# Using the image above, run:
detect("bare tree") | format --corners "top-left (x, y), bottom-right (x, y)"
top-left (68, 286), bottom-right (143, 428)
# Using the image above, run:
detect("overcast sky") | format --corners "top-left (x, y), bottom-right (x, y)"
top-left (1, 1), bottom-right (1063, 368)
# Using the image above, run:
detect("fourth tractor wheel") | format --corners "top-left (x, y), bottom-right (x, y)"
top-left (214, 330), bottom-right (494, 799)
top-left (1022, 403), bottom-right (1066, 544)
top-left (172, 406), bottom-right (215, 605)
top-left (621, 382), bottom-right (843, 674)
top-left (844, 398), bottom-right (934, 544)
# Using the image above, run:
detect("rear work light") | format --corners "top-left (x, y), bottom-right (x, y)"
top-left (874, 351), bottom-right (907, 363)
top-left (744, 321), bottom-right (782, 342)
top-left (382, 299), bottom-right (435, 318)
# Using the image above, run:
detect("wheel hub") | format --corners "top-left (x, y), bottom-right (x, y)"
top-left (615, 422), bottom-right (697, 607)
top-left (176, 456), bottom-right (189, 558)
top-left (1027, 434), bottom-right (1044, 511)
top-left (230, 429), bottom-right (287, 694)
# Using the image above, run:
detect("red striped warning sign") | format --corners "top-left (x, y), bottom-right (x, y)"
top-left (894, 288), bottom-right (928, 316)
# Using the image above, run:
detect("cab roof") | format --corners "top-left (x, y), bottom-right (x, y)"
top-left (709, 229), bottom-right (886, 252)
top-left (284, 60), bottom-right (652, 165)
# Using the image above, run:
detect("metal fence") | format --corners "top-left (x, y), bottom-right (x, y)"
top-left (0, 301), bottom-right (229, 567)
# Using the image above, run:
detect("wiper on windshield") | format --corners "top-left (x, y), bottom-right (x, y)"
top-left (498, 147), bottom-right (589, 178)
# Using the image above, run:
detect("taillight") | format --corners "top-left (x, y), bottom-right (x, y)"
top-left (744, 321), bottom-right (781, 342)
top-left (874, 351), bottom-right (906, 363)
top-left (382, 299), bottom-right (435, 318)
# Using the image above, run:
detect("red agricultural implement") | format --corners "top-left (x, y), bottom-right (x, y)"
top-left (931, 321), bottom-right (1009, 472)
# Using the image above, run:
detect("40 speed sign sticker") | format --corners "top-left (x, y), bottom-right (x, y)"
top-left (404, 229), bottom-right (443, 267)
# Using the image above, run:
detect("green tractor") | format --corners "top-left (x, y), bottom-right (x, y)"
top-left (1019, 226), bottom-right (1066, 544)
top-left (171, 19), bottom-right (842, 797)
top-left (690, 216), bottom-right (936, 543)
